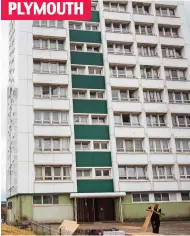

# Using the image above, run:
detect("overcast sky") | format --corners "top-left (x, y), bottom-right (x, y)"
top-left (1, 2), bottom-right (190, 201)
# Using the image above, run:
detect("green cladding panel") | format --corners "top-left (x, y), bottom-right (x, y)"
top-left (76, 152), bottom-right (112, 167)
top-left (74, 125), bottom-right (109, 140)
top-left (77, 180), bottom-right (114, 193)
top-left (71, 52), bottom-right (103, 66)
top-left (72, 75), bottom-right (105, 89)
top-left (90, 11), bottom-right (100, 22)
top-left (73, 100), bottom-right (107, 114)
top-left (70, 30), bottom-right (102, 43)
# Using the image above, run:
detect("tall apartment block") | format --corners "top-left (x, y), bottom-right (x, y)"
top-left (7, 0), bottom-right (190, 223)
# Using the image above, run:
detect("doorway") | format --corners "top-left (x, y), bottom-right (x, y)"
top-left (77, 198), bottom-right (115, 222)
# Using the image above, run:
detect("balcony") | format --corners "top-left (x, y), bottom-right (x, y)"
top-left (33, 26), bottom-right (67, 38)
top-left (104, 11), bottom-right (131, 22)
top-left (117, 153), bottom-right (148, 165)
top-left (150, 154), bottom-right (175, 164)
top-left (112, 100), bottom-right (142, 113)
top-left (160, 36), bottom-right (184, 47)
top-left (136, 34), bottom-right (158, 44)
top-left (163, 57), bottom-right (189, 68)
top-left (139, 56), bottom-right (161, 67)
top-left (172, 128), bottom-right (190, 139)
top-left (119, 181), bottom-right (151, 192)
top-left (153, 181), bottom-right (178, 191)
top-left (133, 14), bottom-right (154, 24)
top-left (144, 103), bottom-right (168, 113)
top-left (180, 181), bottom-right (190, 191)
top-left (33, 98), bottom-right (70, 110)
top-left (110, 78), bottom-right (139, 88)
top-left (169, 103), bottom-right (190, 114)
top-left (106, 31), bottom-right (133, 43)
top-left (157, 15), bottom-right (181, 26)
top-left (147, 127), bottom-right (171, 138)
top-left (166, 80), bottom-right (190, 91)
top-left (33, 73), bottom-right (69, 85)
top-left (33, 125), bottom-right (71, 137)
top-left (108, 53), bottom-right (136, 66)
top-left (176, 154), bottom-right (190, 164)
top-left (115, 126), bottom-right (145, 138)
top-left (141, 79), bottom-right (164, 89)
top-left (34, 152), bottom-right (73, 165)
top-left (34, 182), bottom-right (74, 194)
top-left (33, 49), bottom-right (68, 61)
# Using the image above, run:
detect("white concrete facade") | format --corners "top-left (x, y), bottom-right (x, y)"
top-left (7, 0), bottom-right (190, 207)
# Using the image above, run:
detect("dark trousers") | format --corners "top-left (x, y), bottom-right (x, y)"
top-left (151, 220), bottom-right (160, 234)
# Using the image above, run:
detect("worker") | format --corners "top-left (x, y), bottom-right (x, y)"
top-left (146, 203), bottom-right (161, 234)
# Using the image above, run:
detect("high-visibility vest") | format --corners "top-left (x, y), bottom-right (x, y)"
top-left (151, 206), bottom-right (165, 217)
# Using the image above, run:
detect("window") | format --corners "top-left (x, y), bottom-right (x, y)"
top-left (95, 169), bottom-right (111, 177)
top-left (116, 139), bottom-right (143, 152)
top-left (181, 192), bottom-right (190, 201)
top-left (133, 3), bottom-right (150, 14)
top-left (70, 43), bottom-right (83, 51)
top-left (33, 38), bottom-right (64, 50)
top-left (179, 166), bottom-right (190, 179)
top-left (119, 166), bottom-right (147, 180)
top-left (110, 66), bottom-right (134, 78)
top-left (107, 43), bottom-right (132, 55)
top-left (34, 86), bottom-right (67, 99)
top-left (153, 166), bottom-right (173, 179)
top-left (172, 115), bottom-right (190, 128)
top-left (159, 27), bottom-right (179, 37)
top-left (168, 91), bottom-right (190, 104)
top-left (33, 20), bottom-right (64, 28)
top-left (35, 166), bottom-right (70, 181)
top-left (33, 196), bottom-right (42, 204)
top-left (93, 142), bottom-right (108, 150)
top-left (71, 66), bottom-right (85, 75)
top-left (87, 44), bottom-right (100, 52)
top-left (85, 23), bottom-right (99, 31)
top-left (135, 24), bottom-right (153, 35)
top-left (88, 67), bottom-right (102, 75)
top-left (156, 7), bottom-right (176, 17)
top-left (141, 67), bottom-right (159, 79)
top-left (69, 22), bottom-right (82, 30)
top-left (77, 169), bottom-right (92, 178)
top-left (34, 138), bottom-right (69, 152)
top-left (33, 61), bottom-right (65, 74)
top-left (105, 22), bottom-right (129, 33)
top-left (165, 68), bottom-right (186, 80)
top-left (132, 193), bottom-right (149, 202)
top-left (34, 111), bottom-right (68, 125)
top-left (73, 90), bottom-right (87, 99)
top-left (92, 116), bottom-right (106, 124)
top-left (75, 142), bottom-right (90, 151)
top-left (103, 2), bottom-right (127, 12)
top-left (175, 139), bottom-right (190, 152)
top-left (138, 45), bottom-right (157, 57)
top-left (91, 2), bottom-right (97, 11)
top-left (162, 47), bottom-right (182, 58)
top-left (112, 89), bottom-right (138, 102)
top-left (154, 193), bottom-right (169, 202)
top-left (146, 114), bottom-right (166, 127)
top-left (150, 139), bottom-right (170, 152)
top-left (114, 113), bottom-right (140, 126)
top-left (143, 90), bottom-right (162, 103)
top-left (74, 115), bottom-right (88, 124)
top-left (90, 91), bottom-right (104, 99)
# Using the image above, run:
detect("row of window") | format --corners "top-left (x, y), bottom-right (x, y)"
top-left (34, 111), bottom-right (68, 125)
top-left (133, 192), bottom-right (190, 203)
top-left (33, 20), bottom-right (64, 28)
top-left (119, 165), bottom-right (190, 180)
top-left (116, 139), bottom-right (190, 153)
top-left (34, 165), bottom-right (190, 182)
top-left (32, 192), bottom-right (190, 205)
top-left (33, 38), bottom-right (64, 50)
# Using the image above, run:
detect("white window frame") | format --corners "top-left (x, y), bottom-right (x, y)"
top-left (135, 24), bottom-right (153, 35)
top-left (141, 67), bottom-right (159, 79)
top-left (86, 44), bottom-right (101, 53)
top-left (150, 139), bottom-right (170, 152)
top-left (70, 43), bottom-right (84, 52)
top-left (153, 166), bottom-right (174, 180)
top-left (33, 20), bottom-right (64, 28)
top-left (95, 168), bottom-right (111, 178)
top-left (76, 169), bottom-right (92, 178)
top-left (154, 193), bottom-right (170, 202)
top-left (116, 139), bottom-right (144, 153)
top-left (91, 2), bottom-right (98, 11)
top-left (114, 113), bottom-right (140, 126)
top-left (175, 139), bottom-right (190, 152)
top-left (156, 7), bottom-right (176, 17)
top-left (138, 45), bottom-right (157, 57)
top-left (93, 141), bottom-right (109, 150)
top-left (118, 166), bottom-right (147, 180)
top-left (90, 91), bottom-right (104, 100)
top-left (34, 86), bottom-right (67, 99)
top-left (105, 22), bottom-right (130, 34)
top-left (75, 141), bottom-right (90, 151)
top-left (34, 138), bottom-right (69, 152)
top-left (132, 193), bottom-right (150, 202)
top-left (133, 3), bottom-right (150, 15)
top-left (159, 27), bottom-right (178, 37)
top-left (104, 2), bottom-right (128, 13)
top-left (33, 38), bottom-right (64, 51)
top-left (71, 66), bottom-right (85, 75)
top-left (179, 166), bottom-right (190, 179)
top-left (172, 115), bottom-right (190, 128)
top-left (88, 67), bottom-right (103, 75)
top-left (34, 111), bottom-right (68, 125)
top-left (110, 66), bottom-right (135, 78)
top-left (165, 68), bottom-right (186, 81)
top-left (146, 114), bottom-right (166, 127)
top-left (112, 89), bottom-right (138, 102)
top-left (181, 192), bottom-right (190, 201)
top-left (74, 115), bottom-right (89, 124)
top-left (107, 43), bottom-right (132, 55)
top-left (143, 90), bottom-right (162, 103)
top-left (73, 90), bottom-right (87, 99)
top-left (69, 22), bottom-right (83, 30)
top-left (85, 23), bottom-right (99, 31)
top-left (33, 195), bottom-right (59, 205)
top-left (162, 47), bottom-right (182, 59)
top-left (169, 91), bottom-right (190, 104)
top-left (33, 61), bottom-right (65, 74)
top-left (91, 115), bottom-right (107, 124)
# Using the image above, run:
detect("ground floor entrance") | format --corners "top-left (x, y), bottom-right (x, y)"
top-left (77, 198), bottom-right (115, 222)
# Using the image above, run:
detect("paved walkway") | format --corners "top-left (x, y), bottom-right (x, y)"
top-left (51, 221), bottom-right (190, 235)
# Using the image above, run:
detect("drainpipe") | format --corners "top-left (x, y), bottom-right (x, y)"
top-left (74, 198), bottom-right (77, 222)
top-left (120, 197), bottom-right (123, 223)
